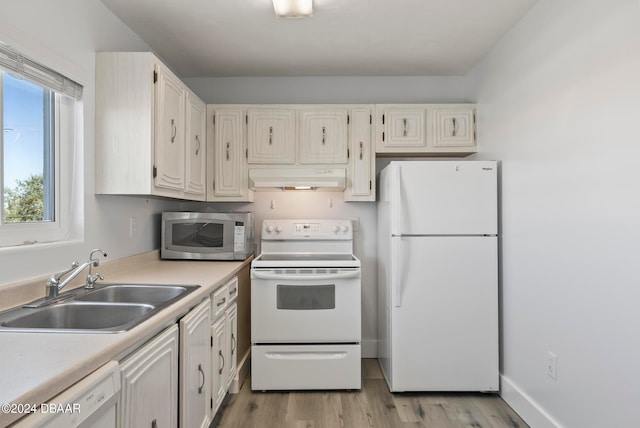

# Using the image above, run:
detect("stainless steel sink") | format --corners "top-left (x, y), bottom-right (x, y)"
top-left (0, 283), bottom-right (199, 333)
top-left (76, 284), bottom-right (192, 306)
top-left (2, 302), bottom-right (154, 332)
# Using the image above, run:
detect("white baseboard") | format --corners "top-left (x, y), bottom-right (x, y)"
top-left (500, 375), bottom-right (562, 428)
top-left (229, 349), bottom-right (251, 394)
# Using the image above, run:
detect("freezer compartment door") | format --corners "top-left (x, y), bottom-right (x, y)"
top-left (388, 161), bottom-right (498, 235)
top-left (251, 344), bottom-right (361, 390)
top-left (388, 236), bottom-right (499, 392)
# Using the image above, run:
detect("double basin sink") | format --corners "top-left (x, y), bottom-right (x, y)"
top-left (0, 283), bottom-right (199, 333)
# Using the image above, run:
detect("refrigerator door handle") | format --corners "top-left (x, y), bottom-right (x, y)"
top-left (392, 237), bottom-right (403, 307)
top-left (390, 163), bottom-right (403, 236)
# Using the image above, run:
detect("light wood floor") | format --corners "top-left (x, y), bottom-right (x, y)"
top-left (211, 359), bottom-right (528, 428)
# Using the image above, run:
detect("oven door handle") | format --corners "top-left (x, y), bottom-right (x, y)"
top-left (265, 351), bottom-right (348, 360)
top-left (251, 270), bottom-right (360, 280)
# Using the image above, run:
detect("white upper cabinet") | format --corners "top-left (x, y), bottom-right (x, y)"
top-left (299, 108), bottom-right (349, 164)
top-left (432, 106), bottom-right (476, 149)
top-left (207, 106), bottom-right (254, 202)
top-left (375, 104), bottom-right (477, 156)
top-left (345, 107), bottom-right (375, 201)
top-left (95, 52), bottom-right (207, 200)
top-left (154, 62), bottom-right (186, 194)
top-left (247, 109), bottom-right (296, 164)
top-left (378, 106), bottom-right (426, 151)
top-left (185, 92), bottom-right (207, 200)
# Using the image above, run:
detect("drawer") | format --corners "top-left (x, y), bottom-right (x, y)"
top-left (251, 344), bottom-right (361, 391)
top-left (211, 283), bottom-right (229, 319)
top-left (227, 276), bottom-right (238, 303)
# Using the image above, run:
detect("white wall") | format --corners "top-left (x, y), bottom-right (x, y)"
top-left (0, 0), bottom-right (182, 285)
top-left (184, 76), bottom-right (471, 104)
top-left (469, 1), bottom-right (640, 426)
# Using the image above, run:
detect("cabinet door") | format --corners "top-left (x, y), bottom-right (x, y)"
top-left (211, 316), bottom-right (227, 413)
top-left (185, 92), bottom-right (206, 199)
top-left (299, 109), bottom-right (348, 164)
top-left (180, 299), bottom-right (212, 428)
top-left (377, 106), bottom-right (426, 153)
top-left (247, 109), bottom-right (296, 164)
top-left (433, 106), bottom-right (476, 148)
top-left (346, 107), bottom-right (374, 201)
top-left (120, 325), bottom-right (178, 428)
top-left (154, 62), bottom-right (185, 193)
top-left (225, 302), bottom-right (238, 389)
top-left (213, 109), bottom-right (247, 198)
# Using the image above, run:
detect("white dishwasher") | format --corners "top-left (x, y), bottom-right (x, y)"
top-left (12, 361), bottom-right (120, 428)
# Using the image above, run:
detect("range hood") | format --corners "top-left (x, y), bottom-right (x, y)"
top-left (249, 168), bottom-right (346, 191)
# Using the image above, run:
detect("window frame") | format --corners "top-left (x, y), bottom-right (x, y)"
top-left (0, 69), bottom-right (78, 248)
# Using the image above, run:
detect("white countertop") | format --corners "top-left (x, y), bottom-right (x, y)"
top-left (0, 253), bottom-right (251, 427)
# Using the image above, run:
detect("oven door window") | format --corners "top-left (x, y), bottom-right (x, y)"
top-left (277, 284), bottom-right (335, 310)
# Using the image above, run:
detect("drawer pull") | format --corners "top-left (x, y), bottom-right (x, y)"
top-left (216, 297), bottom-right (226, 307)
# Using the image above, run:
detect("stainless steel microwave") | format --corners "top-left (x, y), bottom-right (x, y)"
top-left (161, 212), bottom-right (254, 261)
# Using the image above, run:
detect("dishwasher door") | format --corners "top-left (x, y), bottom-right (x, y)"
top-left (12, 361), bottom-right (120, 428)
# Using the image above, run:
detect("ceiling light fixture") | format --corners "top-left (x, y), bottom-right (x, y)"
top-left (272, 0), bottom-right (313, 18)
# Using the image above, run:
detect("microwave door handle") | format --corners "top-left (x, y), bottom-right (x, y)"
top-left (251, 270), bottom-right (360, 281)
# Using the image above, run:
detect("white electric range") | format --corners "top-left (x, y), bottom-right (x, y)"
top-left (250, 219), bottom-right (361, 390)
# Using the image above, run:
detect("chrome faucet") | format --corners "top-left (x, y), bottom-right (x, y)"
top-left (46, 249), bottom-right (108, 298)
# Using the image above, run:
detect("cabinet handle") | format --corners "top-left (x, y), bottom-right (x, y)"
top-left (151, 419), bottom-right (158, 428)
top-left (219, 349), bottom-right (225, 375)
top-left (402, 118), bottom-right (407, 137)
top-left (171, 119), bottom-right (176, 143)
top-left (197, 364), bottom-right (205, 394)
top-left (359, 141), bottom-right (363, 160)
top-left (229, 288), bottom-right (237, 297)
top-left (217, 297), bottom-right (226, 307)
top-left (231, 333), bottom-right (236, 356)
top-left (269, 126), bottom-right (273, 145)
top-left (451, 118), bottom-right (457, 137)
top-left (226, 142), bottom-right (230, 161)
top-left (322, 126), bottom-right (326, 144)
top-left (195, 135), bottom-right (201, 155)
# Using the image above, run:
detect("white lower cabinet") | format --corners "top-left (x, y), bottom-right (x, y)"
top-left (119, 325), bottom-right (179, 428)
top-left (211, 316), bottom-right (226, 412)
top-left (225, 303), bottom-right (238, 390)
top-left (180, 298), bottom-right (212, 428)
top-left (210, 276), bottom-right (239, 415)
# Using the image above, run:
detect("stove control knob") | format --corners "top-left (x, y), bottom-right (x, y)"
top-left (333, 225), bottom-right (340, 233)
top-left (341, 225), bottom-right (349, 233)
top-left (275, 225), bottom-right (282, 233)
top-left (265, 225), bottom-right (274, 234)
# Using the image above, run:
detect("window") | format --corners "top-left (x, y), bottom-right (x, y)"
top-left (0, 42), bottom-right (82, 247)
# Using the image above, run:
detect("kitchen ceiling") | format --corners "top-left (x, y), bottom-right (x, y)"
top-left (100, 0), bottom-right (536, 78)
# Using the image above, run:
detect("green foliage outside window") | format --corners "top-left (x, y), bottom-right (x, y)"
top-left (3, 174), bottom-right (44, 223)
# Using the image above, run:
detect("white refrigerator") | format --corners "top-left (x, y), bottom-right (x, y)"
top-left (377, 161), bottom-right (499, 392)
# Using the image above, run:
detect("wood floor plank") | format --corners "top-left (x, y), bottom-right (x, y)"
top-left (338, 390), bottom-right (375, 428)
top-left (470, 394), bottom-right (526, 428)
top-left (211, 360), bottom-right (529, 428)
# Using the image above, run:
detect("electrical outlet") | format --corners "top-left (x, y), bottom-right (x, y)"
top-left (547, 351), bottom-right (558, 380)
